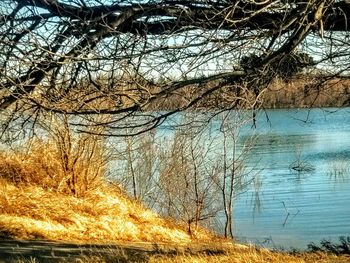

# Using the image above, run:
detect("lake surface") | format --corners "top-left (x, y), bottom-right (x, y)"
top-left (111, 107), bottom-right (350, 250)
top-left (225, 108), bottom-right (350, 250)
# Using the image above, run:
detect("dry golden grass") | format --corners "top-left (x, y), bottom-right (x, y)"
top-left (0, 177), bottom-right (214, 243)
top-left (0, 136), bottom-right (106, 196)
top-left (80, 246), bottom-right (350, 263)
top-left (0, 137), bottom-right (213, 243)
top-left (149, 251), bottom-right (350, 263)
top-left (15, 245), bottom-right (347, 263)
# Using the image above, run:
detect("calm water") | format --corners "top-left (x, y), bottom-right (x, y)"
top-left (227, 108), bottom-right (350, 249)
top-left (111, 107), bottom-right (350, 250)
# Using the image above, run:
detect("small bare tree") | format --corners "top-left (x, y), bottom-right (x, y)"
top-left (217, 112), bottom-right (257, 238)
top-left (114, 130), bottom-right (160, 204)
top-left (36, 114), bottom-right (110, 196)
top-left (157, 129), bottom-right (221, 235)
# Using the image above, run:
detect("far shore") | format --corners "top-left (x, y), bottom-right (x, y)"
top-left (145, 78), bottom-right (350, 111)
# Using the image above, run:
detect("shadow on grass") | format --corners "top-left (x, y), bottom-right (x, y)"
top-left (308, 236), bottom-right (350, 255)
top-left (0, 239), bottom-right (228, 263)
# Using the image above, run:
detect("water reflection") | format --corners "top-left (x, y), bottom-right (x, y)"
top-left (251, 177), bottom-right (263, 216)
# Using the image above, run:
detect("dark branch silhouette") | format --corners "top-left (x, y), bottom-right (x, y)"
top-left (1, 0), bottom-right (350, 135)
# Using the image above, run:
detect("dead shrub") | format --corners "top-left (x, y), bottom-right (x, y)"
top-left (0, 116), bottom-right (109, 197)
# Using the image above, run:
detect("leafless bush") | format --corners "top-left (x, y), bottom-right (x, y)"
top-left (112, 113), bottom-right (257, 236)
top-left (0, 115), bottom-right (110, 196)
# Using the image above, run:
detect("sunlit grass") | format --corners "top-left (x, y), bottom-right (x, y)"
top-left (0, 139), bottom-right (212, 243)
top-left (149, 251), bottom-right (350, 263)
top-left (14, 245), bottom-right (350, 263)
top-left (0, 178), bottom-right (213, 242)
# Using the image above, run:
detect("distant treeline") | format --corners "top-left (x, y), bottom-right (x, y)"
top-left (145, 76), bottom-right (350, 111)
top-left (66, 75), bottom-right (350, 112)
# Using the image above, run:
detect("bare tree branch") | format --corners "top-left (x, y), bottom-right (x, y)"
top-left (1, 0), bottom-right (350, 135)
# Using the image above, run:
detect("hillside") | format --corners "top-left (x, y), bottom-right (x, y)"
top-left (0, 139), bottom-right (210, 243)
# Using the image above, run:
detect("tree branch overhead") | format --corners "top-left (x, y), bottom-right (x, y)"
top-left (1, 0), bottom-right (350, 134)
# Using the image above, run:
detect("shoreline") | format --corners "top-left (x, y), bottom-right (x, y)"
top-left (0, 239), bottom-right (349, 263)
top-left (0, 239), bottom-right (239, 262)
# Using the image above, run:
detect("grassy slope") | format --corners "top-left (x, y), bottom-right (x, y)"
top-left (0, 179), bottom-right (210, 243)
top-left (0, 139), bottom-right (211, 243)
